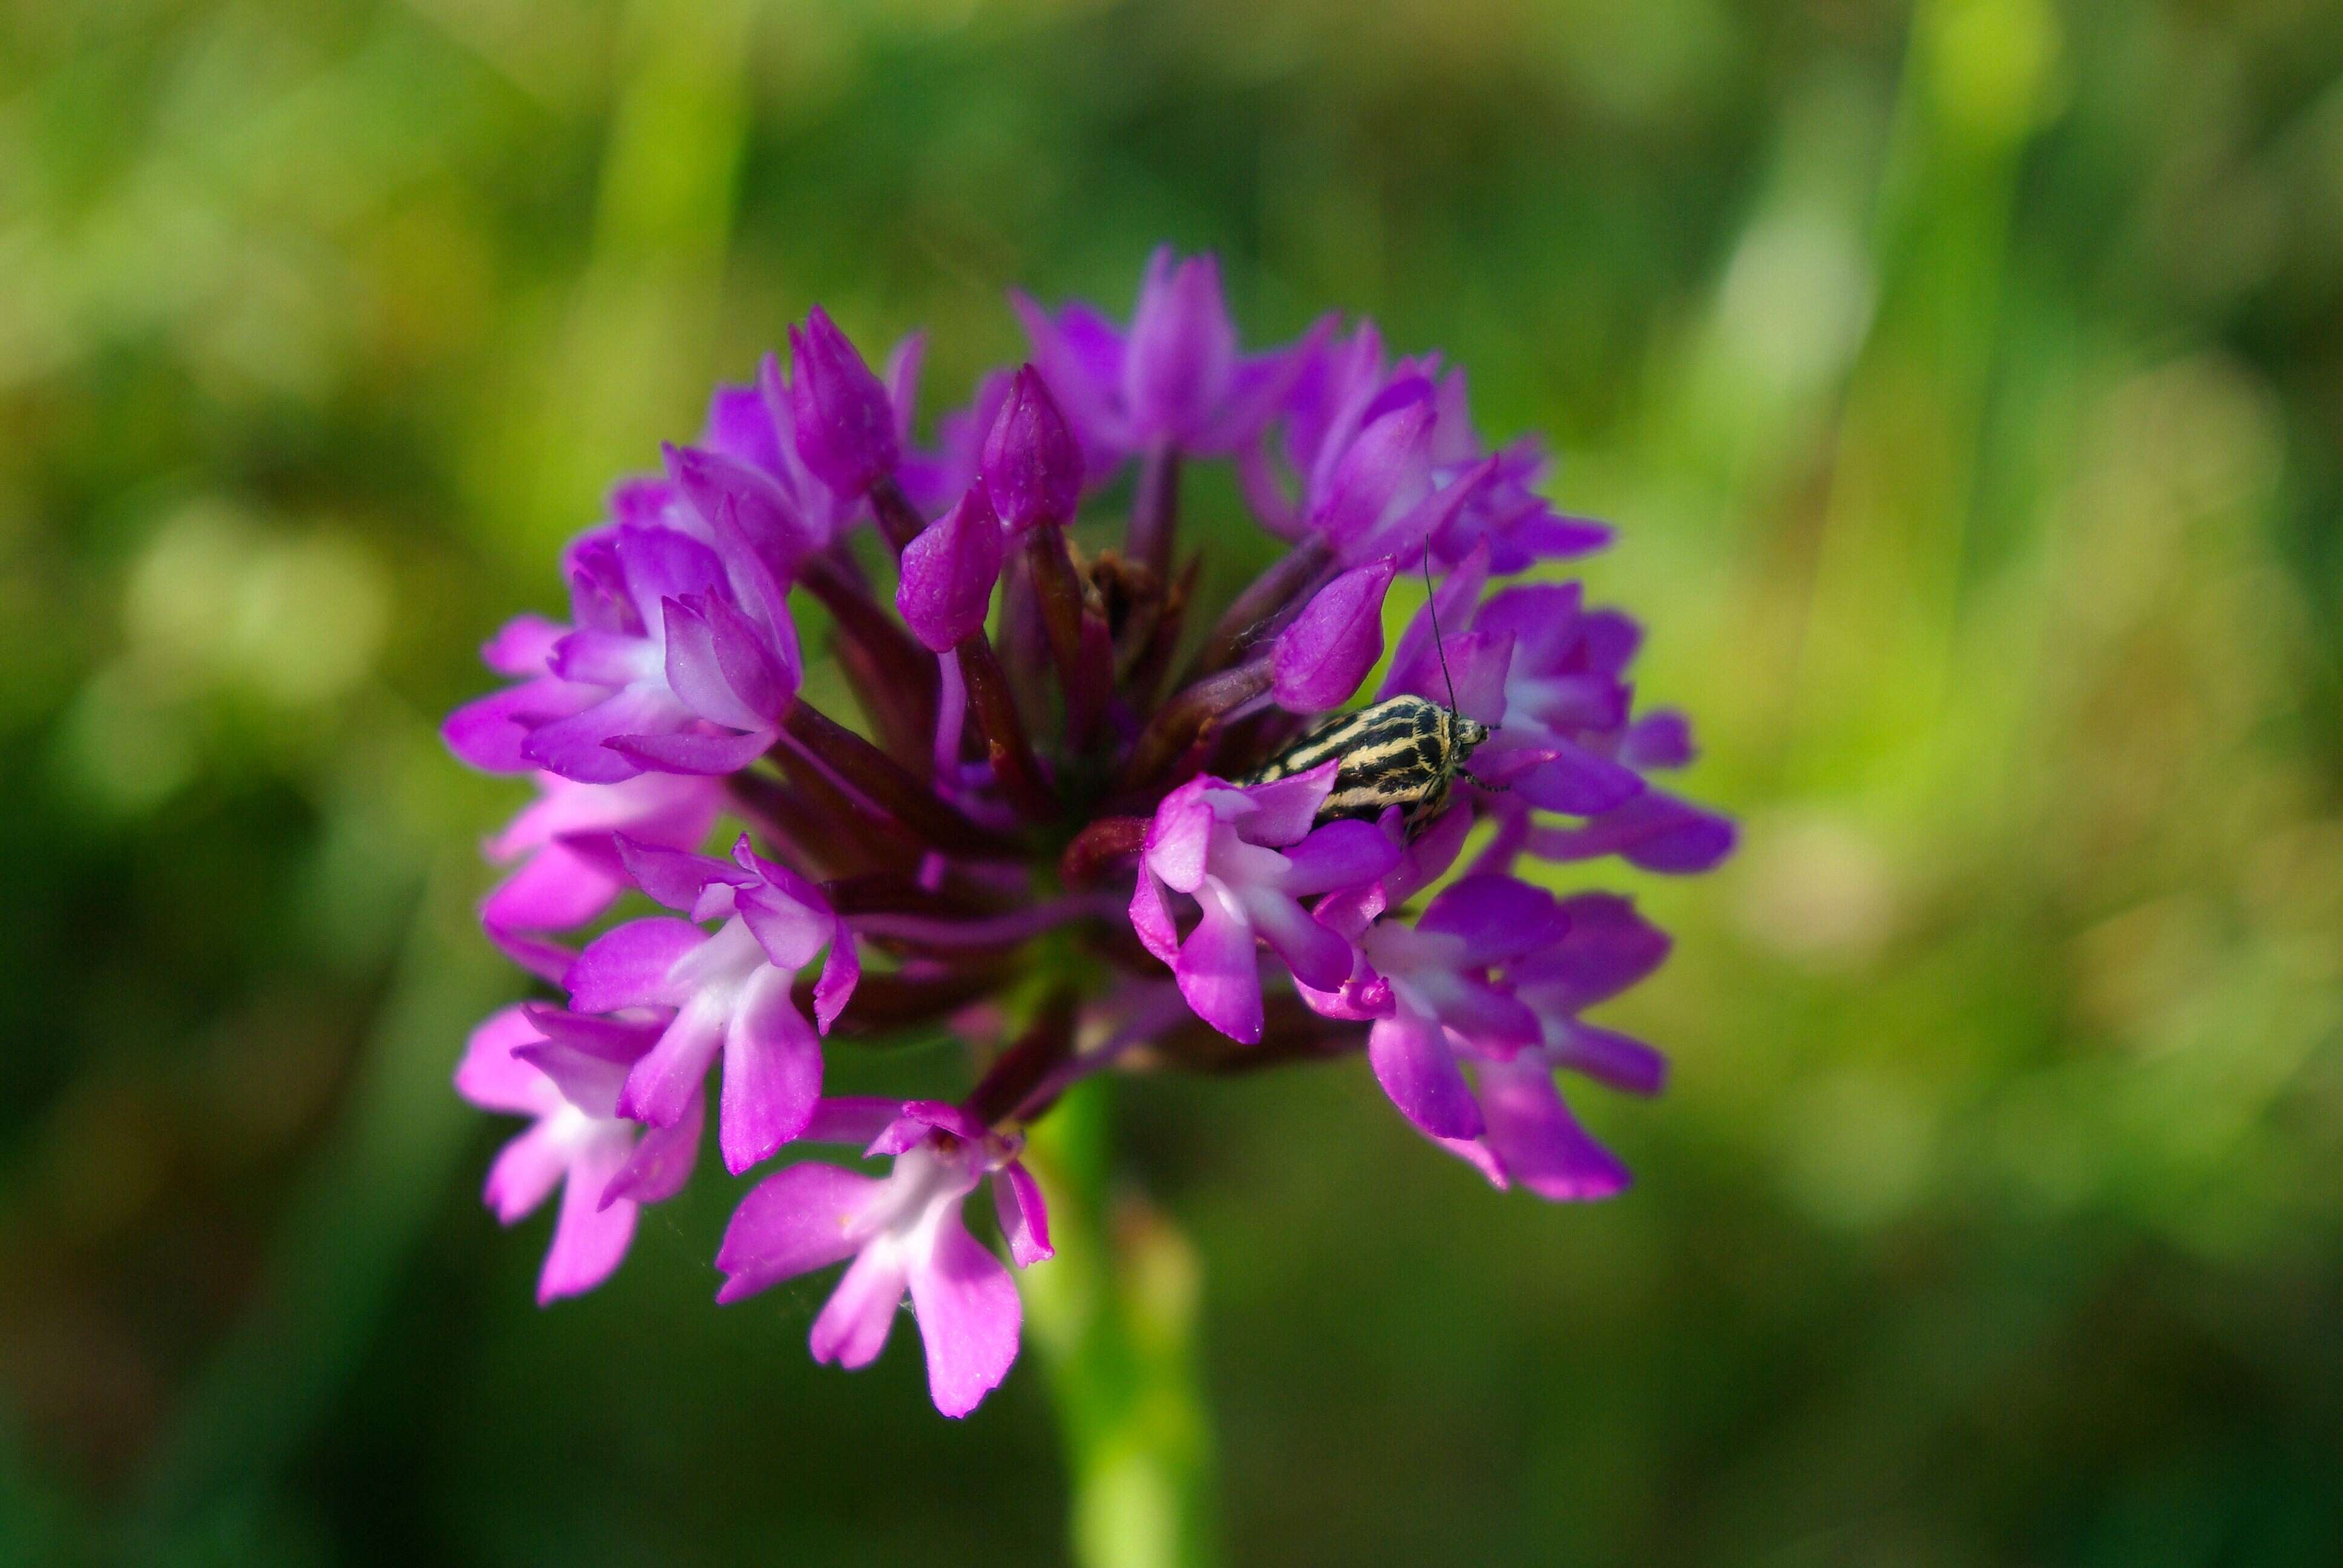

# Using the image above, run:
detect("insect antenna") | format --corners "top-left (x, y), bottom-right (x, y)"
top-left (1421, 548), bottom-right (1460, 716)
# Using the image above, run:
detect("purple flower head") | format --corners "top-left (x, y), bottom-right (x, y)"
top-left (566, 834), bottom-right (857, 1175)
top-left (787, 306), bottom-right (900, 500)
top-left (455, 1004), bottom-right (703, 1303)
top-left (1132, 763), bottom-right (1401, 1044)
top-left (896, 486), bottom-right (1006, 653)
top-left (447, 250), bottom-right (1732, 1417)
top-left (1014, 246), bottom-right (1317, 468)
top-left (716, 1099), bottom-right (1050, 1417)
top-left (981, 365), bottom-right (1085, 531)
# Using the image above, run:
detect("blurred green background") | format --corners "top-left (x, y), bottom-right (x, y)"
top-left (6, 0), bottom-right (2343, 1562)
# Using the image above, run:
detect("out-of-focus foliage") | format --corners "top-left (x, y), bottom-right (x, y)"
top-left (3, 0), bottom-right (2340, 1562)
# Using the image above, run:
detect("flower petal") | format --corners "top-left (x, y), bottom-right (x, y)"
top-left (664, 442), bottom-right (816, 575)
top-left (1141, 781), bottom-right (1220, 890)
top-left (789, 306), bottom-right (901, 499)
top-left (522, 685), bottom-right (690, 783)
top-left (1314, 393), bottom-right (1433, 549)
top-left (715, 1158), bottom-right (880, 1302)
top-left (537, 1128), bottom-right (639, 1302)
top-left (616, 996), bottom-right (727, 1129)
top-left (519, 1002), bottom-right (664, 1062)
top-left (482, 841), bottom-right (626, 933)
top-left (718, 967), bottom-right (823, 1174)
top-left (981, 365), bottom-right (1084, 530)
top-left (482, 614), bottom-right (566, 677)
top-left (483, 1119), bottom-right (569, 1224)
top-left (810, 1246), bottom-right (909, 1370)
top-left (703, 588), bottom-right (795, 720)
top-left (1175, 881), bottom-right (1265, 1045)
top-left (1548, 1022), bottom-right (1668, 1097)
top-left (1122, 248), bottom-right (1237, 446)
top-left (1528, 791), bottom-right (1737, 874)
top-left (992, 1162), bottom-right (1053, 1268)
top-left (484, 924), bottom-right (577, 986)
top-left (444, 679), bottom-right (583, 774)
top-left (1513, 745), bottom-right (1647, 817)
top-left (1273, 556), bottom-right (1397, 713)
top-left (1478, 1062), bottom-right (1632, 1202)
top-left (549, 629), bottom-right (656, 687)
top-left (1621, 709), bottom-right (1694, 770)
top-left (1433, 1130), bottom-right (1512, 1191)
top-left (1232, 759), bottom-right (1341, 847)
top-left (1277, 817), bottom-right (1403, 896)
top-left (1129, 868), bottom-right (1183, 967)
top-left (1428, 978), bottom-right (1542, 1056)
top-left (884, 331), bottom-right (926, 446)
top-left (608, 477), bottom-right (686, 534)
top-left (511, 1037), bottom-right (631, 1119)
top-left (702, 384), bottom-right (785, 474)
top-left (613, 834), bottom-right (740, 912)
top-left (906, 1209), bottom-right (1021, 1418)
top-left (867, 1102), bottom-right (988, 1155)
top-left (615, 521), bottom-right (729, 621)
top-left (565, 918), bottom-right (703, 1013)
top-left (799, 1097), bottom-right (909, 1147)
top-left (1417, 875), bottom-right (1568, 967)
top-left (1385, 627), bottom-right (1512, 727)
top-left (606, 727), bottom-right (774, 776)
top-left (1011, 293), bottom-right (1126, 462)
top-left (662, 596), bottom-right (767, 733)
top-left (896, 488), bottom-right (1004, 653)
top-left (1368, 1010), bottom-right (1484, 1140)
top-left (736, 884), bottom-right (831, 972)
top-left (1473, 582), bottom-right (1582, 665)
top-left (1237, 887), bottom-right (1354, 993)
top-left (1513, 892), bottom-right (1671, 1010)
top-left (602, 1086), bottom-right (704, 1207)
top-left (811, 923), bottom-right (860, 1034)
top-left (454, 1005), bottom-right (560, 1117)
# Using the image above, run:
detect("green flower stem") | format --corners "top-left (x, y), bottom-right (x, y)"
top-left (1022, 1080), bottom-right (1221, 1568)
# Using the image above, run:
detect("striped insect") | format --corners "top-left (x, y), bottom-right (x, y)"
top-left (1242, 694), bottom-right (1489, 834)
top-left (1240, 556), bottom-right (1489, 837)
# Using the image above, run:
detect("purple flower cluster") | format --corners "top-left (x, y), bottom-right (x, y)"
top-left (447, 249), bottom-right (1732, 1417)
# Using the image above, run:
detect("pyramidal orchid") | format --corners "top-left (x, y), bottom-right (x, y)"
top-left (445, 251), bottom-right (1732, 1417)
